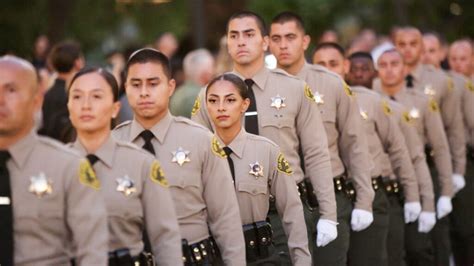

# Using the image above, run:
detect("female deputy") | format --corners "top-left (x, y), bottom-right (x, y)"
top-left (205, 73), bottom-right (311, 265)
top-left (67, 67), bottom-right (182, 265)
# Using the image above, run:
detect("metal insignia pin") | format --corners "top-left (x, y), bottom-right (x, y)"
top-left (29, 172), bottom-right (53, 197)
top-left (116, 175), bottom-right (136, 196)
top-left (359, 108), bottom-right (368, 120)
top-left (314, 91), bottom-right (325, 105)
top-left (270, 94), bottom-right (286, 110)
top-left (172, 147), bottom-right (191, 166)
top-left (424, 85), bottom-right (436, 96)
top-left (249, 162), bottom-right (264, 179)
top-left (409, 107), bottom-right (420, 119)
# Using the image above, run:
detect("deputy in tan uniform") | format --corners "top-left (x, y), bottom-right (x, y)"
top-left (67, 67), bottom-right (182, 265)
top-left (0, 56), bottom-right (108, 265)
top-left (205, 73), bottom-right (311, 265)
top-left (394, 27), bottom-right (463, 266)
top-left (374, 49), bottom-right (452, 266)
top-left (192, 11), bottom-right (336, 263)
top-left (448, 39), bottom-right (474, 266)
top-left (112, 48), bottom-right (246, 265)
top-left (268, 12), bottom-right (373, 265)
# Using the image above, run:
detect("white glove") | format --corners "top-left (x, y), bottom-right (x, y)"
top-left (436, 196), bottom-right (452, 219)
top-left (351, 209), bottom-right (374, 232)
top-left (316, 219), bottom-right (338, 247)
top-left (418, 211), bottom-right (436, 233)
top-left (452, 174), bottom-right (466, 194)
top-left (404, 201), bottom-right (422, 223)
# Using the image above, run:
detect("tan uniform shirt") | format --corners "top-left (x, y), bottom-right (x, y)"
top-left (449, 71), bottom-right (474, 146)
top-left (71, 135), bottom-right (182, 265)
top-left (352, 86), bottom-right (419, 203)
top-left (297, 63), bottom-right (373, 211)
top-left (410, 64), bottom-right (466, 175)
top-left (8, 131), bottom-right (108, 265)
top-left (378, 100), bottom-right (435, 211)
top-left (374, 84), bottom-right (454, 197)
top-left (222, 129), bottom-right (310, 265)
top-left (113, 113), bottom-right (245, 265)
top-left (192, 66), bottom-right (336, 221)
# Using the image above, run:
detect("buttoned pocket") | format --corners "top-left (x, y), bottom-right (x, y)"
top-left (320, 108), bottom-right (336, 123)
top-left (237, 182), bottom-right (268, 196)
top-left (260, 115), bottom-right (294, 129)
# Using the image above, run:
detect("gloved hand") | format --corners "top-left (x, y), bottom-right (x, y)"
top-left (404, 201), bottom-right (422, 223)
top-left (418, 211), bottom-right (436, 233)
top-left (436, 196), bottom-right (452, 219)
top-left (452, 174), bottom-right (466, 194)
top-left (351, 209), bottom-right (374, 232)
top-left (316, 219), bottom-right (338, 247)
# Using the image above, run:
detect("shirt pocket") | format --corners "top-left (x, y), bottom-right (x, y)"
top-left (237, 182), bottom-right (268, 196)
top-left (260, 115), bottom-right (294, 129)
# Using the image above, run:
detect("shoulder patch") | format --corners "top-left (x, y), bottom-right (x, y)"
top-left (343, 82), bottom-right (354, 97)
top-left (277, 152), bottom-right (293, 175)
top-left (466, 80), bottom-right (474, 93)
top-left (79, 159), bottom-right (101, 190)
top-left (211, 136), bottom-right (227, 158)
top-left (429, 98), bottom-right (439, 112)
top-left (402, 111), bottom-right (413, 124)
top-left (150, 160), bottom-right (168, 187)
top-left (304, 84), bottom-right (315, 102)
top-left (382, 100), bottom-right (393, 116)
top-left (447, 77), bottom-right (455, 91)
top-left (191, 96), bottom-right (201, 116)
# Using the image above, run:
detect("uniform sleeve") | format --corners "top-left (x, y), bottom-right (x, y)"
top-left (336, 84), bottom-right (373, 211)
top-left (398, 116), bottom-right (435, 211)
top-left (141, 157), bottom-right (183, 265)
top-left (190, 88), bottom-right (214, 131)
top-left (374, 101), bottom-right (419, 203)
top-left (423, 98), bottom-right (454, 197)
top-left (270, 149), bottom-right (311, 266)
top-left (201, 136), bottom-right (246, 266)
top-left (440, 77), bottom-right (466, 175)
top-left (65, 159), bottom-right (108, 266)
top-left (297, 82), bottom-right (336, 221)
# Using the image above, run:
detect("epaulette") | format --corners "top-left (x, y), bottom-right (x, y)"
top-left (174, 116), bottom-right (210, 132)
top-left (114, 120), bottom-right (132, 130)
top-left (307, 64), bottom-right (341, 79)
top-left (37, 136), bottom-right (81, 157)
top-left (246, 133), bottom-right (279, 148)
top-left (270, 68), bottom-right (300, 80)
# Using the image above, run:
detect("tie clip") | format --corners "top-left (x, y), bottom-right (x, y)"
top-left (245, 111), bottom-right (258, 117)
top-left (0, 196), bottom-right (11, 205)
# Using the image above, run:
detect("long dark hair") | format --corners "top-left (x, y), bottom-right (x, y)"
top-left (206, 73), bottom-right (249, 100)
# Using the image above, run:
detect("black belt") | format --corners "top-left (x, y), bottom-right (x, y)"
top-left (182, 236), bottom-right (221, 266)
top-left (243, 221), bottom-right (273, 263)
top-left (425, 146), bottom-right (435, 166)
top-left (334, 175), bottom-right (356, 202)
top-left (297, 178), bottom-right (319, 211)
top-left (467, 145), bottom-right (474, 161)
top-left (381, 177), bottom-right (405, 203)
top-left (108, 248), bottom-right (155, 266)
top-left (371, 176), bottom-right (384, 191)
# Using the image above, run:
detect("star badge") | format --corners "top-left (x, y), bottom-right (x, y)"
top-left (424, 85), bottom-right (436, 96)
top-left (172, 147), bottom-right (191, 166)
top-left (359, 109), bottom-right (368, 120)
top-left (314, 91), bottom-right (325, 105)
top-left (270, 94), bottom-right (286, 110)
top-left (116, 175), bottom-right (136, 196)
top-left (409, 107), bottom-right (420, 119)
top-left (249, 161), bottom-right (264, 179)
top-left (29, 172), bottom-right (53, 198)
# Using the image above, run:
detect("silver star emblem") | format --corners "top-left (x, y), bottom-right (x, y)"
top-left (249, 162), bottom-right (264, 179)
top-left (424, 85), bottom-right (436, 96)
top-left (409, 107), bottom-right (420, 119)
top-left (314, 91), bottom-right (325, 105)
top-left (359, 109), bottom-right (368, 120)
top-left (29, 172), bottom-right (53, 198)
top-left (172, 147), bottom-right (191, 166)
top-left (270, 94), bottom-right (286, 110)
top-left (116, 175), bottom-right (136, 196)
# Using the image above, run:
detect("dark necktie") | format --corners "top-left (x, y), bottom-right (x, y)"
top-left (140, 130), bottom-right (155, 155)
top-left (0, 151), bottom-right (13, 266)
top-left (390, 95), bottom-right (396, 101)
top-left (405, 74), bottom-right (414, 88)
top-left (223, 147), bottom-right (235, 183)
top-left (244, 79), bottom-right (259, 135)
top-left (86, 154), bottom-right (100, 166)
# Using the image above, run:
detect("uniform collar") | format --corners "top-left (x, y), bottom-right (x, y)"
top-left (295, 62), bottom-right (311, 79)
top-left (233, 66), bottom-right (269, 91)
top-left (224, 128), bottom-right (247, 159)
top-left (8, 130), bottom-right (37, 169)
top-left (73, 135), bottom-right (116, 168)
top-left (129, 111), bottom-right (173, 144)
top-left (374, 83), bottom-right (408, 102)
top-left (410, 63), bottom-right (424, 82)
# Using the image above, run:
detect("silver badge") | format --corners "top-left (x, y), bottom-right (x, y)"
top-left (359, 108), bottom-right (368, 120)
top-left (409, 107), bottom-right (420, 119)
top-left (314, 91), bottom-right (325, 105)
top-left (116, 175), bottom-right (136, 196)
top-left (424, 85), bottom-right (436, 96)
top-left (249, 162), bottom-right (264, 179)
top-left (29, 172), bottom-right (53, 197)
top-left (172, 147), bottom-right (191, 166)
top-left (270, 94), bottom-right (286, 110)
